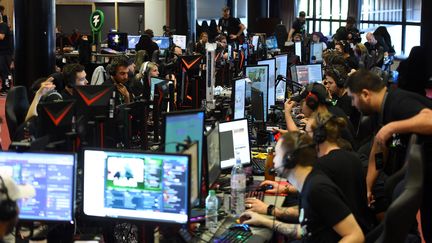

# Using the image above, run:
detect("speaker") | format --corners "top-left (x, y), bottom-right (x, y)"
top-left (0, 176), bottom-right (18, 222)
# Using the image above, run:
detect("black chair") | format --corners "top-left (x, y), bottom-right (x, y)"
top-left (5, 86), bottom-right (29, 140)
top-left (367, 134), bottom-right (423, 243)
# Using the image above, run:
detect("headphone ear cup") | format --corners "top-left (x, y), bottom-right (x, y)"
top-left (305, 92), bottom-right (319, 110)
top-left (0, 200), bottom-right (17, 221)
top-left (283, 153), bottom-right (296, 170)
top-left (313, 126), bottom-right (327, 144)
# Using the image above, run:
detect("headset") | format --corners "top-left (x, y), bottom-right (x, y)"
top-left (313, 114), bottom-right (336, 145)
top-left (109, 56), bottom-right (130, 76)
top-left (0, 176), bottom-right (18, 222)
top-left (283, 133), bottom-right (315, 169)
top-left (305, 91), bottom-right (319, 111)
top-left (326, 66), bottom-right (347, 88)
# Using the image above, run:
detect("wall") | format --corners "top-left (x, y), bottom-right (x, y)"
top-left (144, 0), bottom-right (166, 36)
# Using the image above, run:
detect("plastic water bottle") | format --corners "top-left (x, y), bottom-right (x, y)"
top-left (205, 190), bottom-right (218, 233)
top-left (231, 152), bottom-right (246, 217)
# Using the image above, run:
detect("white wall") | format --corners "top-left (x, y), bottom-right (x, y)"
top-left (144, 0), bottom-right (166, 35)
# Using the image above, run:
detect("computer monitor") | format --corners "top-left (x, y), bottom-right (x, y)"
top-left (233, 78), bottom-right (247, 120)
top-left (245, 65), bottom-right (269, 122)
top-left (74, 85), bottom-right (115, 118)
top-left (152, 36), bottom-right (171, 50)
top-left (295, 42), bottom-right (302, 62)
top-left (150, 77), bottom-right (168, 101)
top-left (127, 35), bottom-right (141, 50)
top-left (251, 87), bottom-right (265, 123)
top-left (290, 64), bottom-right (298, 82)
top-left (181, 142), bottom-right (199, 207)
top-left (219, 119), bottom-right (251, 169)
top-left (0, 152), bottom-right (76, 222)
top-left (206, 124), bottom-right (220, 188)
top-left (258, 58), bottom-right (276, 112)
top-left (164, 110), bottom-right (204, 193)
top-left (252, 35), bottom-right (259, 51)
top-left (266, 36), bottom-right (278, 50)
top-left (173, 35), bottom-right (187, 50)
top-left (107, 32), bottom-right (128, 52)
top-left (310, 43), bottom-right (323, 63)
top-left (294, 64), bottom-right (323, 85)
top-left (275, 54), bottom-right (288, 101)
top-left (83, 149), bottom-right (190, 224)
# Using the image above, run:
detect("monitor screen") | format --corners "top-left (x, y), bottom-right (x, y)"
top-left (251, 87), bottom-right (265, 122)
top-left (206, 124), bottom-right (220, 188)
top-left (83, 149), bottom-right (190, 224)
top-left (181, 142), bottom-right (199, 207)
top-left (153, 36), bottom-right (171, 50)
top-left (164, 110), bottom-right (204, 195)
top-left (290, 64), bottom-right (298, 82)
top-left (252, 36), bottom-right (259, 51)
top-left (234, 78), bottom-right (247, 120)
top-left (150, 77), bottom-right (168, 101)
top-left (275, 54), bottom-right (288, 101)
top-left (258, 59), bottom-right (276, 112)
top-left (219, 119), bottom-right (251, 169)
top-left (128, 35), bottom-right (141, 50)
top-left (266, 36), bottom-right (278, 50)
top-left (295, 64), bottom-right (323, 85)
top-left (245, 65), bottom-right (269, 122)
top-left (107, 32), bottom-right (128, 52)
top-left (173, 35), bottom-right (187, 50)
top-left (310, 43), bottom-right (323, 63)
top-left (0, 152), bottom-right (75, 222)
top-left (295, 42), bottom-right (302, 62)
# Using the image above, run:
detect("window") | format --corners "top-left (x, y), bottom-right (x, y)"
top-left (298, 0), bottom-right (348, 37)
top-left (360, 0), bottom-right (421, 56)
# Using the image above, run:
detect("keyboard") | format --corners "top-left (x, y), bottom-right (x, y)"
top-left (245, 191), bottom-right (264, 201)
top-left (213, 226), bottom-right (253, 243)
top-left (251, 158), bottom-right (265, 175)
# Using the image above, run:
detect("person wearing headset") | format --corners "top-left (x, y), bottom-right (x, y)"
top-left (59, 63), bottom-right (88, 100)
top-left (130, 61), bottom-right (159, 100)
top-left (324, 64), bottom-right (360, 129)
top-left (241, 132), bottom-right (364, 242)
top-left (105, 56), bottom-right (131, 105)
top-left (0, 174), bottom-right (35, 243)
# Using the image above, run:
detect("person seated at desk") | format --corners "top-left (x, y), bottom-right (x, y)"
top-left (195, 32), bottom-right (208, 55)
top-left (324, 64), bottom-right (360, 129)
top-left (60, 63), bottom-right (88, 100)
top-left (335, 41), bottom-right (359, 70)
top-left (311, 32), bottom-right (328, 50)
top-left (105, 56), bottom-right (131, 105)
top-left (135, 34), bottom-right (159, 58)
top-left (241, 132), bottom-right (365, 242)
top-left (130, 61), bottom-right (159, 100)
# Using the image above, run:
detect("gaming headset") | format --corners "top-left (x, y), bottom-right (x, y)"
top-left (283, 133), bottom-right (314, 169)
top-left (326, 66), bottom-right (347, 88)
top-left (304, 83), bottom-right (328, 111)
top-left (0, 176), bottom-right (18, 222)
top-left (312, 114), bottom-right (336, 145)
top-left (109, 56), bottom-right (129, 76)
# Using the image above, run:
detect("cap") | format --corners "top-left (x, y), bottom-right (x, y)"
top-left (0, 175), bottom-right (35, 202)
top-left (291, 83), bottom-right (328, 103)
top-left (208, 190), bottom-right (216, 196)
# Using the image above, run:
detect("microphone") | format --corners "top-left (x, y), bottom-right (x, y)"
top-left (276, 74), bottom-right (286, 81)
top-left (268, 165), bottom-right (285, 176)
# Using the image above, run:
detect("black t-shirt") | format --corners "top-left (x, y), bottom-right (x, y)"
top-left (327, 105), bottom-right (356, 149)
top-left (218, 17), bottom-right (244, 41)
top-left (381, 88), bottom-right (432, 172)
top-left (0, 22), bottom-right (12, 55)
top-left (334, 92), bottom-right (361, 129)
top-left (299, 169), bottom-right (352, 242)
top-left (292, 18), bottom-right (305, 35)
top-left (316, 149), bottom-right (374, 233)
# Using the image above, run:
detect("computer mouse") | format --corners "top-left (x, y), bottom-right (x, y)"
top-left (229, 224), bottom-right (251, 232)
top-left (257, 184), bottom-right (273, 192)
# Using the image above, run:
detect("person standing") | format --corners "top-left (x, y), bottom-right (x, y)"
top-left (217, 6), bottom-right (246, 44)
top-left (0, 12), bottom-right (12, 95)
top-left (288, 11), bottom-right (306, 42)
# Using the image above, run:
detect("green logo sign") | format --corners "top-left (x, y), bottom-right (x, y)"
top-left (90, 10), bottom-right (104, 32)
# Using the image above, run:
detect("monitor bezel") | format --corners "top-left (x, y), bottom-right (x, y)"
top-left (244, 64), bottom-right (270, 122)
top-left (0, 151), bottom-right (77, 223)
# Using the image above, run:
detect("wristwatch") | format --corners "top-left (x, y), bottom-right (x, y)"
top-left (267, 204), bottom-right (275, 216)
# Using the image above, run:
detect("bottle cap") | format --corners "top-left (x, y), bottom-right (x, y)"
top-left (209, 190), bottom-right (216, 196)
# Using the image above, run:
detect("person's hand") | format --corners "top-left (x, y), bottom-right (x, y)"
top-left (284, 99), bottom-right (296, 113)
top-left (367, 191), bottom-right (375, 207)
top-left (36, 77), bottom-right (55, 96)
top-left (240, 211), bottom-right (268, 227)
top-left (273, 128), bottom-right (287, 134)
top-left (116, 83), bottom-right (130, 102)
top-left (295, 113), bottom-right (305, 119)
top-left (259, 180), bottom-right (283, 194)
top-left (245, 198), bottom-right (268, 214)
top-left (229, 34), bottom-right (237, 40)
top-left (375, 124), bottom-right (394, 148)
top-left (348, 69), bottom-right (357, 76)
